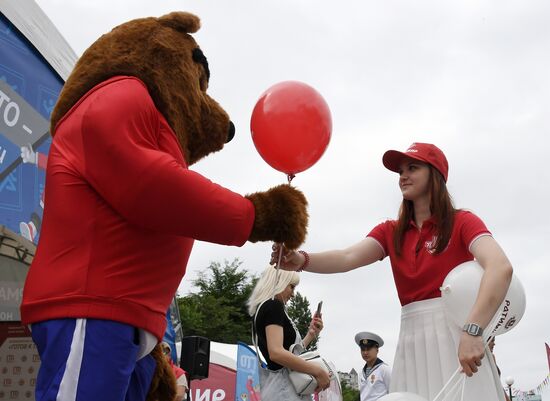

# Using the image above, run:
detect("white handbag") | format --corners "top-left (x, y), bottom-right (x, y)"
top-left (287, 348), bottom-right (334, 395)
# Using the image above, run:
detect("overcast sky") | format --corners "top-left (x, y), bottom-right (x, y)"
top-left (34, 0), bottom-right (550, 394)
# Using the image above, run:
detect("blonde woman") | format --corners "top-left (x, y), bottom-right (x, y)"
top-left (248, 266), bottom-right (330, 401)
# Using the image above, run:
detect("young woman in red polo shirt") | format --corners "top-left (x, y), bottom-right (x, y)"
top-left (272, 143), bottom-right (512, 401)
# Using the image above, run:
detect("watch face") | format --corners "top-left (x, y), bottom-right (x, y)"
top-left (465, 324), bottom-right (482, 336)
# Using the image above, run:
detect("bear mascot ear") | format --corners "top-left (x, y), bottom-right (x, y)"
top-left (157, 11), bottom-right (201, 33)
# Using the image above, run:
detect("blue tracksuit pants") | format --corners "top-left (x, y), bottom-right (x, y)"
top-left (31, 318), bottom-right (156, 401)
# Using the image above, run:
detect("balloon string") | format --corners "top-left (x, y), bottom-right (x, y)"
top-left (444, 373), bottom-right (465, 401)
top-left (432, 367), bottom-right (462, 401)
top-left (276, 246), bottom-right (283, 270)
top-left (273, 174), bottom-right (293, 298)
top-left (433, 338), bottom-right (493, 401)
top-left (271, 246), bottom-right (284, 300)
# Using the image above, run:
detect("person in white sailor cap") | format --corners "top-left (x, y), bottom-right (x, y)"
top-left (355, 332), bottom-right (391, 401)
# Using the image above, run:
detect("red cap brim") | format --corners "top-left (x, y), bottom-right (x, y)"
top-left (382, 150), bottom-right (425, 173)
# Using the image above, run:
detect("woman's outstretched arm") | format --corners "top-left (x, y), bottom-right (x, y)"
top-left (271, 237), bottom-right (384, 273)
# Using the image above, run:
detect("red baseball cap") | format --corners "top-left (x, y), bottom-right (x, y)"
top-left (382, 142), bottom-right (449, 182)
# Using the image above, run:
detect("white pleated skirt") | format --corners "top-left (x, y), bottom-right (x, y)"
top-left (390, 298), bottom-right (505, 401)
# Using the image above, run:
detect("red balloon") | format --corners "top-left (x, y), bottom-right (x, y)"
top-left (250, 81), bottom-right (332, 175)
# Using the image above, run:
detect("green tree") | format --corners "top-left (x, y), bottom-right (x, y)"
top-left (177, 259), bottom-right (257, 344)
top-left (287, 291), bottom-right (318, 350)
top-left (341, 381), bottom-right (360, 401)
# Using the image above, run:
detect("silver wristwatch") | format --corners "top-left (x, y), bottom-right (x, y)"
top-left (463, 323), bottom-right (483, 337)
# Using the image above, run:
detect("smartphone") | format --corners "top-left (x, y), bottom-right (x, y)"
top-left (315, 301), bottom-right (323, 316)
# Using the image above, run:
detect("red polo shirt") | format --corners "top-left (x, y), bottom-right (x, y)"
top-left (367, 210), bottom-right (491, 306)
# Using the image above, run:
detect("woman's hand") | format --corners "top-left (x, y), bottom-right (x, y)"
top-left (312, 365), bottom-right (331, 392)
top-left (458, 332), bottom-right (485, 377)
top-left (302, 314), bottom-right (324, 348)
top-left (270, 243), bottom-right (304, 271)
top-left (308, 315), bottom-right (324, 337)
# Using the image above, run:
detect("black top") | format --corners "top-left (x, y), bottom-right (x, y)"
top-left (254, 299), bottom-right (298, 370)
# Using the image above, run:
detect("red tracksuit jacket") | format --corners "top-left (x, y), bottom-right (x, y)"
top-left (21, 76), bottom-right (255, 339)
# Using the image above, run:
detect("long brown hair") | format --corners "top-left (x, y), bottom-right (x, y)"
top-left (393, 166), bottom-right (456, 256)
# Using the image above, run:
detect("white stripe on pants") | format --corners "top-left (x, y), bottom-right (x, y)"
top-left (57, 319), bottom-right (86, 401)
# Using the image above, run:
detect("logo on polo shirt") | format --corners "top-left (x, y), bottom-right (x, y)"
top-left (425, 235), bottom-right (437, 254)
top-left (424, 235), bottom-right (451, 254)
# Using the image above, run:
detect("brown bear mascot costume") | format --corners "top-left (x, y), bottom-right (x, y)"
top-left (21, 12), bottom-right (307, 401)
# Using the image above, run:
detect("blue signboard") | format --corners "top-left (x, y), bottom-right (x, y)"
top-left (235, 342), bottom-right (262, 401)
top-left (0, 12), bottom-right (63, 244)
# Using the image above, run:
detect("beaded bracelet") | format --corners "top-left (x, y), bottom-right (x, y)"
top-left (297, 250), bottom-right (310, 272)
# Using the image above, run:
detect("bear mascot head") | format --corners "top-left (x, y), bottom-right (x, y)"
top-left (51, 12), bottom-right (234, 168)
top-left (21, 11), bottom-right (309, 401)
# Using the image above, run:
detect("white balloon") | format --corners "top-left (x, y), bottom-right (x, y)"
top-left (378, 392), bottom-right (429, 401)
top-left (488, 274), bottom-right (526, 336)
top-left (440, 261), bottom-right (484, 328)
top-left (440, 260), bottom-right (526, 336)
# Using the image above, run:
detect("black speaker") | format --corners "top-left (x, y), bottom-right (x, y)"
top-left (180, 336), bottom-right (210, 380)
